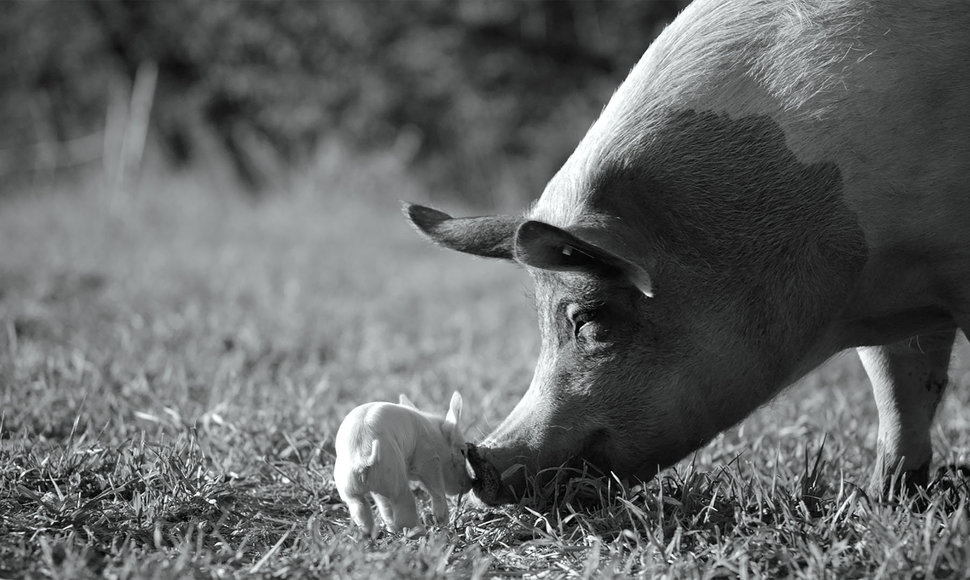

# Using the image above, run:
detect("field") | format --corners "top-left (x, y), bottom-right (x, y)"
top-left (2, 157), bottom-right (970, 579)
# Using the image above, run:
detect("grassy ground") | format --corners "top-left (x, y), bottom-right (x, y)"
top-left (1, 159), bottom-right (969, 578)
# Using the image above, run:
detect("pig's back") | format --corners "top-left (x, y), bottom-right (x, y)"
top-left (335, 403), bottom-right (433, 467)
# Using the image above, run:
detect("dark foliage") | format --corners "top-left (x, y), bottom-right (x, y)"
top-left (1, 0), bottom-right (689, 201)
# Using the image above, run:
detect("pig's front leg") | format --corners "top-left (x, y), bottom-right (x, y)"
top-left (374, 490), bottom-right (418, 532)
top-left (859, 328), bottom-right (956, 496)
top-left (344, 494), bottom-right (376, 536)
top-left (416, 463), bottom-right (449, 523)
top-left (429, 485), bottom-right (448, 523)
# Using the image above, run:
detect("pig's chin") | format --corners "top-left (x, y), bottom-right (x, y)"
top-left (469, 432), bottom-right (693, 506)
top-left (572, 428), bottom-right (618, 473)
top-left (469, 430), bottom-right (626, 505)
top-left (571, 434), bottom-right (669, 485)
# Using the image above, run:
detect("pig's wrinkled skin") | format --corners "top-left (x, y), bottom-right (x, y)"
top-left (405, 0), bottom-right (970, 504)
top-left (334, 392), bottom-right (472, 534)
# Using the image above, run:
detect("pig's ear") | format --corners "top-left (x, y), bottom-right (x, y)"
top-left (403, 203), bottom-right (522, 260)
top-left (398, 394), bottom-right (418, 410)
top-left (514, 220), bottom-right (654, 297)
top-left (442, 392), bottom-right (463, 442)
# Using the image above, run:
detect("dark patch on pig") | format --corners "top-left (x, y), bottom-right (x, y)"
top-left (593, 108), bottom-right (867, 382)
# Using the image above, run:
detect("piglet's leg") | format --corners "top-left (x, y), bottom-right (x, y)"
top-left (373, 493), bottom-right (396, 530)
top-left (374, 491), bottom-right (418, 532)
top-left (429, 491), bottom-right (448, 523)
top-left (418, 470), bottom-right (449, 523)
top-left (344, 495), bottom-right (375, 536)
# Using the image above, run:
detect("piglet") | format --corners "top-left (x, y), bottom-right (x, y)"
top-left (334, 392), bottom-right (472, 535)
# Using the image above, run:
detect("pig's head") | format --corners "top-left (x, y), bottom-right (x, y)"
top-left (404, 113), bottom-right (866, 505)
top-left (406, 203), bottom-right (719, 503)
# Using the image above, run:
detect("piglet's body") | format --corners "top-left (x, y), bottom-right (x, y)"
top-left (334, 392), bottom-right (471, 535)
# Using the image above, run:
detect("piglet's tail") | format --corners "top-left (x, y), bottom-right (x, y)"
top-left (354, 439), bottom-right (381, 485)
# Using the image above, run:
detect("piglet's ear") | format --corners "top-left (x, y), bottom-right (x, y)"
top-left (442, 392), bottom-right (463, 442)
top-left (399, 394), bottom-right (418, 410)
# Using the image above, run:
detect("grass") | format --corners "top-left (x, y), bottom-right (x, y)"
top-left (1, 155), bottom-right (969, 578)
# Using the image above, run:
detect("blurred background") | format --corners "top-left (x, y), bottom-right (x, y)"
top-left (0, 0), bottom-right (691, 206)
top-left (3, 0), bottom-right (969, 442)
top-left (3, 1), bottom-right (970, 567)
top-left (1, 0), bottom-right (716, 445)
top-left (4, 4), bottom-right (970, 576)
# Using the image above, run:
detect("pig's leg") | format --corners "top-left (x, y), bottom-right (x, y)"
top-left (858, 327), bottom-right (956, 496)
top-left (413, 457), bottom-right (449, 524)
top-left (413, 456), bottom-right (448, 524)
top-left (344, 494), bottom-right (375, 536)
top-left (372, 493), bottom-right (395, 529)
top-left (373, 490), bottom-right (418, 532)
top-left (393, 490), bottom-right (419, 530)
top-left (420, 473), bottom-right (449, 524)
top-left (366, 448), bottom-right (414, 531)
top-left (429, 491), bottom-right (448, 524)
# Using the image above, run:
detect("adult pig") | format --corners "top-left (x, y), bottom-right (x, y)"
top-left (405, 0), bottom-right (970, 503)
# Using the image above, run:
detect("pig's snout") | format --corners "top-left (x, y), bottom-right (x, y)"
top-left (466, 422), bottom-right (613, 504)
top-left (465, 442), bottom-right (522, 505)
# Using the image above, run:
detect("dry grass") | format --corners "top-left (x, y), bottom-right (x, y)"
top-left (1, 159), bottom-right (969, 578)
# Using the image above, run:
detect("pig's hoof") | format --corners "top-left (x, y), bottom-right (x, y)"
top-left (404, 525), bottom-right (427, 539)
top-left (349, 525), bottom-right (378, 541)
top-left (419, 512), bottom-right (439, 529)
top-left (928, 464), bottom-right (970, 499)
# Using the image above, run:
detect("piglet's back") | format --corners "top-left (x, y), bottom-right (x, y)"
top-left (335, 402), bottom-right (438, 467)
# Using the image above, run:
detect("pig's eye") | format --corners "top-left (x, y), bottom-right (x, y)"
top-left (566, 307), bottom-right (599, 341)
top-left (572, 311), bottom-right (595, 338)
top-left (566, 303), bottom-right (609, 347)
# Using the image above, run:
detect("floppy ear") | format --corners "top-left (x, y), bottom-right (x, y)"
top-left (514, 220), bottom-right (654, 297)
top-left (441, 391), bottom-right (463, 442)
top-left (398, 394), bottom-right (418, 410)
top-left (403, 203), bottom-right (523, 260)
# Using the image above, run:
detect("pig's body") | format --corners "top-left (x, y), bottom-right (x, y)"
top-left (334, 393), bottom-right (471, 533)
top-left (405, 0), bottom-right (970, 503)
